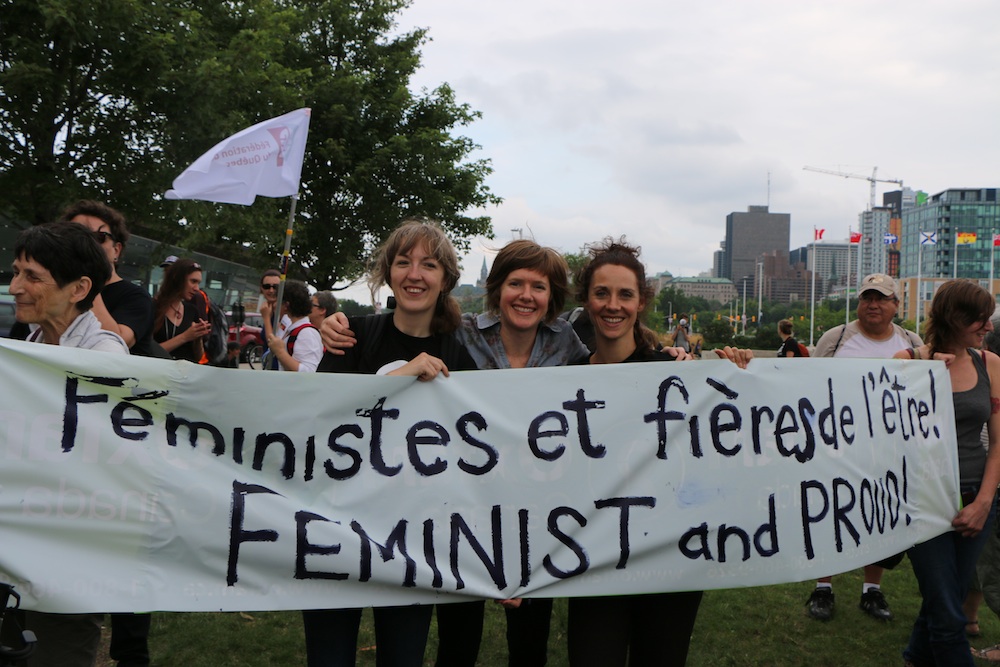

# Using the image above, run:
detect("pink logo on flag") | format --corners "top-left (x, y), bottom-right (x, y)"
top-left (267, 127), bottom-right (292, 166)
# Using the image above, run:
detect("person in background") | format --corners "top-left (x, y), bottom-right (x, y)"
top-left (306, 219), bottom-right (478, 667)
top-left (225, 341), bottom-right (242, 368)
top-left (896, 279), bottom-right (1000, 667)
top-left (258, 269), bottom-right (285, 370)
top-left (672, 314), bottom-right (690, 353)
top-left (259, 268), bottom-right (285, 335)
top-left (61, 201), bottom-right (158, 666)
top-left (310, 290), bottom-right (338, 329)
top-left (266, 279), bottom-right (322, 373)
top-left (776, 318), bottom-right (804, 358)
top-left (9, 222), bottom-right (128, 667)
top-left (566, 237), bottom-right (750, 667)
top-left (60, 200), bottom-right (160, 359)
top-left (806, 273), bottom-right (923, 622)
top-left (153, 258), bottom-right (210, 362)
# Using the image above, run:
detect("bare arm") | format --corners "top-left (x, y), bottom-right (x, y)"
top-left (320, 311), bottom-right (355, 354)
top-left (90, 293), bottom-right (137, 347)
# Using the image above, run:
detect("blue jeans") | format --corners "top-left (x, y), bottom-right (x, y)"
top-left (302, 605), bottom-right (432, 667)
top-left (904, 501), bottom-right (995, 667)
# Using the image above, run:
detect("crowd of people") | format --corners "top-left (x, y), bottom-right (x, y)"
top-left (2, 203), bottom-right (998, 667)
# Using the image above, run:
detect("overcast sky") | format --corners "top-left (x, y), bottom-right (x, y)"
top-left (343, 0), bottom-right (1000, 301)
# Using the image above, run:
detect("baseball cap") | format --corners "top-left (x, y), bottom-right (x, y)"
top-left (859, 273), bottom-right (898, 299)
top-left (160, 255), bottom-right (178, 268)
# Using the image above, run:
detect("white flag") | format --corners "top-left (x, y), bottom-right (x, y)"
top-left (165, 108), bottom-right (311, 205)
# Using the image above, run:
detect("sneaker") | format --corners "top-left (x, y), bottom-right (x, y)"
top-left (806, 587), bottom-right (834, 621)
top-left (859, 588), bottom-right (893, 620)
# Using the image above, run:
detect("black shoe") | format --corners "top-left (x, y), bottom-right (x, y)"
top-left (859, 588), bottom-right (893, 620)
top-left (806, 587), bottom-right (834, 621)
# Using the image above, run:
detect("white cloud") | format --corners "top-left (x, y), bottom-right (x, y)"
top-left (335, 0), bottom-right (1000, 303)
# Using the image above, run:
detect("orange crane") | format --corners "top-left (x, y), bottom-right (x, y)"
top-left (802, 166), bottom-right (904, 210)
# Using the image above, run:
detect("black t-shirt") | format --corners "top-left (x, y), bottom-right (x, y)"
top-left (154, 301), bottom-right (202, 362)
top-left (103, 280), bottom-right (157, 356)
top-left (318, 316), bottom-right (477, 375)
top-left (777, 337), bottom-right (803, 358)
top-left (572, 345), bottom-right (677, 366)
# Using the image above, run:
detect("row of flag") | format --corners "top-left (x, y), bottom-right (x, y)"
top-left (920, 232), bottom-right (1000, 246)
top-left (814, 228), bottom-right (1000, 246)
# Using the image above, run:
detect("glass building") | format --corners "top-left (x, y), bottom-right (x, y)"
top-left (897, 188), bottom-right (1000, 321)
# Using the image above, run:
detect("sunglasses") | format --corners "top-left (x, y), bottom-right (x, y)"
top-left (311, 302), bottom-right (321, 308)
top-left (93, 231), bottom-right (116, 244)
top-left (262, 284), bottom-right (280, 291)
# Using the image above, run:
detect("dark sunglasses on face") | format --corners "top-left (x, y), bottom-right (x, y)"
top-left (262, 284), bottom-right (279, 291)
top-left (93, 231), bottom-right (116, 244)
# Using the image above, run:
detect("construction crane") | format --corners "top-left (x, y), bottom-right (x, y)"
top-left (802, 166), bottom-right (904, 210)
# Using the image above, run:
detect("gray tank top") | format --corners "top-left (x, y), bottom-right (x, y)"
top-left (954, 349), bottom-right (991, 487)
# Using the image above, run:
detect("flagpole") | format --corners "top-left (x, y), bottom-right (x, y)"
top-left (954, 233), bottom-right (958, 279)
top-left (916, 241), bottom-right (923, 335)
top-left (809, 227), bottom-right (817, 347)
top-left (991, 229), bottom-right (996, 303)
top-left (271, 194), bottom-right (300, 336)
top-left (845, 229), bottom-right (851, 328)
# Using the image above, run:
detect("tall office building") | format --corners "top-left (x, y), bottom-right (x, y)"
top-left (789, 241), bottom-right (857, 298)
top-left (858, 207), bottom-right (895, 278)
top-left (897, 188), bottom-right (1000, 321)
top-left (722, 205), bottom-right (790, 299)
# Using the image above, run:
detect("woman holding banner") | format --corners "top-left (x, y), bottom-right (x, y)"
top-left (566, 237), bottom-right (750, 667)
top-left (322, 238), bottom-right (592, 666)
top-left (896, 279), bottom-right (1000, 667)
top-left (307, 219), bottom-right (478, 667)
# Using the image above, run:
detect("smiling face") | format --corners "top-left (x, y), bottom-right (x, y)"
top-left (10, 255), bottom-right (85, 325)
top-left (584, 263), bottom-right (645, 345)
top-left (962, 316), bottom-right (994, 349)
top-left (499, 268), bottom-right (551, 333)
top-left (388, 242), bottom-right (445, 317)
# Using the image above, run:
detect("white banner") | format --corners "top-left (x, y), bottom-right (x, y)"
top-left (0, 339), bottom-right (959, 613)
top-left (164, 108), bottom-right (310, 205)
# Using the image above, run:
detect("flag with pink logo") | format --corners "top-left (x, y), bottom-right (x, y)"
top-left (165, 108), bottom-right (311, 205)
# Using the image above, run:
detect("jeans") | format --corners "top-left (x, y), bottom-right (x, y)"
top-left (904, 501), bottom-right (995, 667)
top-left (302, 605), bottom-right (432, 667)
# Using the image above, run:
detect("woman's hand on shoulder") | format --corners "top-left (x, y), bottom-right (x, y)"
top-left (321, 312), bottom-right (355, 354)
top-left (713, 346), bottom-right (753, 369)
top-left (388, 352), bottom-right (450, 382)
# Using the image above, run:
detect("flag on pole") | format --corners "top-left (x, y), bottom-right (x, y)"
top-left (814, 228), bottom-right (825, 241)
top-left (993, 233), bottom-right (1000, 247)
top-left (957, 232), bottom-right (978, 245)
top-left (920, 231), bottom-right (937, 245)
top-left (883, 233), bottom-right (898, 244)
top-left (165, 108), bottom-right (311, 205)
top-left (850, 232), bottom-right (862, 244)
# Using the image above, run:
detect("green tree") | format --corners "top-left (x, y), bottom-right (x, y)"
top-left (336, 298), bottom-right (373, 317)
top-left (0, 0), bottom-right (498, 287)
top-left (701, 318), bottom-right (735, 346)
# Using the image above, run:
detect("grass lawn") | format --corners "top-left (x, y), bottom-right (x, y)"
top-left (92, 558), bottom-right (1000, 666)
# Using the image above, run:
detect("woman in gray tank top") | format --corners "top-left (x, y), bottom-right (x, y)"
top-left (896, 279), bottom-right (1000, 667)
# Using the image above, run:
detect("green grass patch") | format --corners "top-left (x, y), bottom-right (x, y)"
top-left (96, 559), bottom-right (998, 666)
